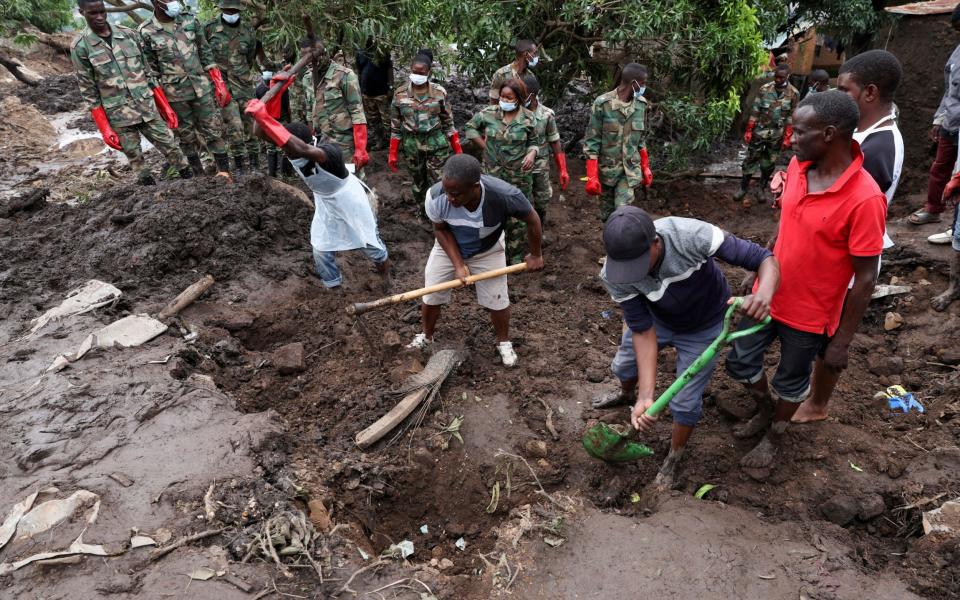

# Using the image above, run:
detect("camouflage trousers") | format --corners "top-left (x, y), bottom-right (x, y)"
top-left (488, 165), bottom-right (533, 265)
top-left (220, 96), bottom-right (258, 158)
top-left (116, 117), bottom-right (189, 175)
top-left (531, 167), bottom-right (552, 223)
top-left (400, 140), bottom-right (450, 217)
top-left (362, 94), bottom-right (390, 148)
top-left (326, 129), bottom-right (365, 181)
top-left (742, 137), bottom-right (781, 179)
top-left (170, 92), bottom-right (227, 157)
top-left (599, 177), bottom-right (637, 222)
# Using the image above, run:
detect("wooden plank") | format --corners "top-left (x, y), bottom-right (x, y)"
top-left (355, 388), bottom-right (430, 449)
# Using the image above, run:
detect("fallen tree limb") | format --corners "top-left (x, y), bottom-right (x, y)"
top-left (0, 51), bottom-right (42, 86)
top-left (158, 274), bottom-right (215, 320)
top-left (149, 527), bottom-right (225, 561)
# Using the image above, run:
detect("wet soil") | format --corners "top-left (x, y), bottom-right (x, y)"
top-left (12, 73), bottom-right (84, 114)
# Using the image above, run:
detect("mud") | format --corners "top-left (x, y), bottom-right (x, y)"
top-left (13, 73), bottom-right (84, 114)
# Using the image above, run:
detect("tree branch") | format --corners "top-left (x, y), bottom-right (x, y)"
top-left (0, 51), bottom-right (43, 86)
top-left (104, 0), bottom-right (152, 24)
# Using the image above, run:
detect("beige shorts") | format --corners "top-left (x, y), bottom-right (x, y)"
top-left (423, 235), bottom-right (510, 310)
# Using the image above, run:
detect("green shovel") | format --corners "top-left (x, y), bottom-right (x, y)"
top-left (582, 297), bottom-right (771, 463)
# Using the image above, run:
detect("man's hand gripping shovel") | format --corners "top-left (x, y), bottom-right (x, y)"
top-left (581, 297), bottom-right (771, 462)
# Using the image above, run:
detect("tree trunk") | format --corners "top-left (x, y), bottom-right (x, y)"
top-left (0, 51), bottom-right (43, 86)
top-left (104, 0), bottom-right (152, 24)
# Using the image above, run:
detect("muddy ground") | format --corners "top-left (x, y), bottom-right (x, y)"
top-left (3, 49), bottom-right (960, 600)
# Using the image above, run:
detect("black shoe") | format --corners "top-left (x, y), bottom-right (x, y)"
top-left (213, 153), bottom-right (230, 174)
top-left (179, 168), bottom-right (194, 179)
top-left (233, 155), bottom-right (246, 175)
top-left (248, 152), bottom-right (260, 171)
top-left (267, 152), bottom-right (278, 177)
top-left (187, 154), bottom-right (204, 177)
top-left (136, 169), bottom-right (156, 186)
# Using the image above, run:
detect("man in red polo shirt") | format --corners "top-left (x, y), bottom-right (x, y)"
top-left (725, 90), bottom-right (886, 476)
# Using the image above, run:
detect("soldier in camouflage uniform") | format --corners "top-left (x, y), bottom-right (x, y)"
top-left (139, 0), bottom-right (233, 175)
top-left (288, 60), bottom-right (314, 126)
top-left (735, 63), bottom-right (798, 207)
top-left (71, 0), bottom-right (190, 184)
top-left (203, 0), bottom-right (261, 173)
top-left (387, 53), bottom-right (462, 216)
top-left (583, 63), bottom-right (654, 222)
top-left (521, 73), bottom-right (569, 224)
top-left (489, 39), bottom-right (538, 104)
top-left (304, 39), bottom-right (369, 179)
top-left (466, 78), bottom-right (541, 263)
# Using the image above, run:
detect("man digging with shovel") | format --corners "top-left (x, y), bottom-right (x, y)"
top-left (593, 207), bottom-right (779, 488)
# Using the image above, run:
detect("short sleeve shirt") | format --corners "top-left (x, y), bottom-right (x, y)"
top-left (425, 175), bottom-right (532, 258)
top-left (768, 142), bottom-right (887, 335)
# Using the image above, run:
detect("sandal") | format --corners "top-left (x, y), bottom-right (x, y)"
top-left (907, 210), bottom-right (942, 225)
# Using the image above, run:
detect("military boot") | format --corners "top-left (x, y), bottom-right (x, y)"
top-left (136, 168), bottom-right (156, 186)
top-left (267, 151), bottom-right (279, 177)
top-left (214, 153), bottom-right (231, 174)
top-left (187, 154), bottom-right (204, 177)
top-left (248, 152), bottom-right (260, 172)
top-left (233, 155), bottom-right (246, 175)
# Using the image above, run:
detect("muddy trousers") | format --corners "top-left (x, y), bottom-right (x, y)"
top-left (492, 167), bottom-right (533, 264)
top-left (599, 177), bottom-right (637, 222)
top-left (926, 129), bottom-right (959, 215)
top-left (400, 142), bottom-right (450, 217)
top-left (170, 93), bottom-right (227, 157)
top-left (220, 96), bottom-right (259, 158)
top-left (313, 242), bottom-right (388, 288)
top-left (362, 94), bottom-right (390, 148)
top-left (531, 168), bottom-right (552, 223)
top-left (116, 117), bottom-right (189, 175)
top-left (741, 137), bottom-right (780, 185)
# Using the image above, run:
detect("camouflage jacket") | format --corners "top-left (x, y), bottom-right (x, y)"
top-left (312, 62), bottom-right (366, 138)
top-left (202, 17), bottom-right (258, 101)
top-left (289, 68), bottom-right (314, 125)
top-left (71, 25), bottom-right (158, 128)
top-left (488, 62), bottom-right (525, 101)
top-left (583, 90), bottom-right (647, 186)
top-left (138, 12), bottom-right (216, 102)
top-left (390, 81), bottom-right (455, 149)
top-left (531, 103), bottom-right (560, 171)
top-left (750, 80), bottom-right (800, 139)
top-left (465, 105), bottom-right (541, 170)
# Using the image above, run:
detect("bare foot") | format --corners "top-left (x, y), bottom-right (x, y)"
top-left (932, 286), bottom-right (959, 312)
top-left (653, 449), bottom-right (683, 491)
top-left (740, 434), bottom-right (777, 469)
top-left (732, 409), bottom-right (771, 439)
top-left (791, 399), bottom-right (829, 424)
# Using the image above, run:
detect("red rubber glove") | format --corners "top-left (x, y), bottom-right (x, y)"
top-left (744, 120), bottom-right (755, 144)
top-left (388, 137), bottom-right (400, 172)
top-left (352, 124), bottom-right (369, 169)
top-left (640, 147), bottom-right (653, 187)
top-left (152, 87), bottom-right (178, 129)
top-left (266, 71), bottom-right (295, 119)
top-left (244, 99), bottom-right (290, 147)
top-left (782, 124), bottom-right (794, 150)
top-left (448, 131), bottom-right (463, 154)
top-left (585, 159), bottom-right (601, 196)
top-left (943, 172), bottom-right (960, 203)
top-left (208, 67), bottom-right (231, 107)
top-left (554, 152), bottom-right (569, 190)
top-left (90, 106), bottom-right (122, 150)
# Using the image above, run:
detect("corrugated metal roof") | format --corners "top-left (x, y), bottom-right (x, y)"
top-left (886, 0), bottom-right (956, 16)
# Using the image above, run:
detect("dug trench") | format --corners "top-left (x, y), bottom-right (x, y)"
top-left (2, 106), bottom-right (960, 596)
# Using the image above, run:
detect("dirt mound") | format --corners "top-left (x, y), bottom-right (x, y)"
top-left (1, 175), bottom-right (313, 305)
top-left (15, 73), bottom-right (84, 114)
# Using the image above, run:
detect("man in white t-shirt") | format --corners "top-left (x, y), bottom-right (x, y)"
top-left (792, 49), bottom-right (903, 424)
top-left (407, 155), bottom-right (544, 367)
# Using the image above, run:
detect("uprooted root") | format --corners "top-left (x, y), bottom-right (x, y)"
top-left (240, 510), bottom-right (329, 581)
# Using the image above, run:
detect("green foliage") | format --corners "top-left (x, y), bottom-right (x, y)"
top-left (0, 0), bottom-right (73, 34)
top-left (792, 0), bottom-right (890, 48)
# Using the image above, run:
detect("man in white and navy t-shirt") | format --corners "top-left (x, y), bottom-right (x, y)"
top-left (407, 155), bottom-right (544, 367)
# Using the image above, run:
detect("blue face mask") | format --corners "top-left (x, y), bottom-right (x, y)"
top-left (527, 54), bottom-right (539, 67)
top-left (499, 100), bottom-right (517, 112)
top-left (633, 85), bottom-right (646, 99)
top-left (222, 12), bottom-right (240, 24)
top-left (163, 1), bottom-right (183, 18)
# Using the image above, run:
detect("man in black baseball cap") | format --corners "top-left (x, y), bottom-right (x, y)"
top-left (595, 206), bottom-right (780, 489)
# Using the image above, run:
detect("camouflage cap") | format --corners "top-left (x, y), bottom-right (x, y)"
top-left (218, 0), bottom-right (243, 9)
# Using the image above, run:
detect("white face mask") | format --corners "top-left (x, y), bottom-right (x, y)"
top-left (634, 86), bottom-right (646, 99)
top-left (527, 55), bottom-right (539, 67)
top-left (222, 12), bottom-right (240, 24)
top-left (163, 1), bottom-right (183, 18)
top-left (499, 100), bottom-right (517, 112)
top-left (409, 73), bottom-right (429, 86)
top-left (524, 94), bottom-right (534, 108)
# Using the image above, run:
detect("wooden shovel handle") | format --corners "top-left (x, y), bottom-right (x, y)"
top-left (347, 263), bottom-right (528, 316)
top-left (259, 51), bottom-right (314, 105)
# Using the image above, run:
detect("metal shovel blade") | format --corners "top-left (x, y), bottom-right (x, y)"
top-left (582, 422), bottom-right (654, 463)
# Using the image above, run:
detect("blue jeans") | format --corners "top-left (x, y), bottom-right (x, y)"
top-left (610, 318), bottom-right (723, 427)
top-left (313, 243), bottom-right (388, 288)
